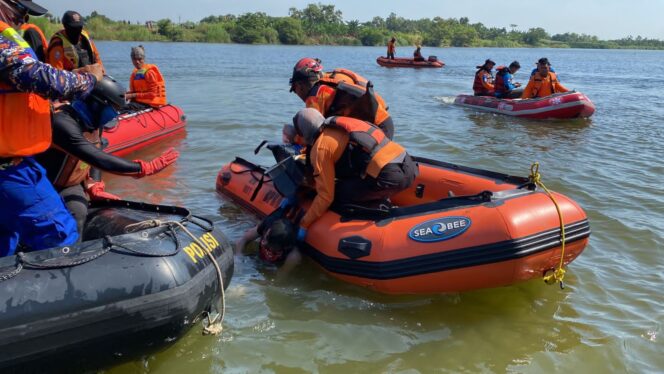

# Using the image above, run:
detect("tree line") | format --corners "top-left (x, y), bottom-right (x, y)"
top-left (30, 3), bottom-right (664, 50)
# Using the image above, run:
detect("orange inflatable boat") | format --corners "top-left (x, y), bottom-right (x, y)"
top-left (216, 155), bottom-right (590, 294)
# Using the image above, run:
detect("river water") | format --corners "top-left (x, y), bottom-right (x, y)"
top-left (95, 42), bottom-right (663, 373)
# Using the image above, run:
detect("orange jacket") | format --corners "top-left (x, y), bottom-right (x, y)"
top-left (521, 71), bottom-right (568, 98)
top-left (47, 29), bottom-right (102, 71)
top-left (301, 117), bottom-right (405, 228)
top-left (305, 80), bottom-right (390, 126)
top-left (129, 64), bottom-right (167, 107)
top-left (19, 23), bottom-right (48, 62)
top-left (472, 69), bottom-right (494, 95)
top-left (0, 22), bottom-right (52, 158)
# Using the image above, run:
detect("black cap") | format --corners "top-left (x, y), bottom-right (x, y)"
top-left (89, 75), bottom-right (127, 110)
top-left (17, 0), bottom-right (48, 16)
top-left (537, 57), bottom-right (550, 66)
top-left (509, 60), bottom-right (521, 68)
top-left (62, 10), bottom-right (85, 28)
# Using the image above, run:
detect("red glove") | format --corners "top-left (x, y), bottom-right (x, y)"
top-left (134, 148), bottom-right (179, 177)
top-left (86, 180), bottom-right (121, 201)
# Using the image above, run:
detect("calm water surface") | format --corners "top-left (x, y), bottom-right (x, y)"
top-left (94, 42), bottom-right (663, 373)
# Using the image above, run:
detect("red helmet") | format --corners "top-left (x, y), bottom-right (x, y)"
top-left (289, 57), bottom-right (323, 91)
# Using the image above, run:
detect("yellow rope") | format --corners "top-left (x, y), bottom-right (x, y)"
top-left (528, 162), bottom-right (567, 289)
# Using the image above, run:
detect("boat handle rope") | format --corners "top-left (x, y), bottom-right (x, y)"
top-left (124, 218), bottom-right (227, 336)
top-left (528, 162), bottom-right (567, 289)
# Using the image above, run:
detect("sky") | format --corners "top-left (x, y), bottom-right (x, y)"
top-left (38, 0), bottom-right (664, 40)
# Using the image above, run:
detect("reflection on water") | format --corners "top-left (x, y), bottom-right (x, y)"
top-left (95, 43), bottom-right (664, 373)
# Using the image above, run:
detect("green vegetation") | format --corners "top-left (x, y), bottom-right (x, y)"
top-left (35, 3), bottom-right (664, 50)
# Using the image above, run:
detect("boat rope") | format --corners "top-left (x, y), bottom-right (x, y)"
top-left (528, 162), bottom-right (566, 289)
top-left (125, 219), bottom-right (227, 335)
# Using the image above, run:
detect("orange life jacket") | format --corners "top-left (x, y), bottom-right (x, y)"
top-left (19, 23), bottom-right (48, 62)
top-left (321, 68), bottom-right (368, 88)
top-left (49, 29), bottom-right (101, 70)
top-left (320, 116), bottom-right (405, 179)
top-left (472, 68), bottom-right (494, 95)
top-left (129, 64), bottom-right (167, 107)
top-left (0, 21), bottom-right (52, 158)
top-left (310, 69), bottom-right (390, 125)
top-left (52, 129), bottom-right (101, 189)
top-left (525, 71), bottom-right (561, 98)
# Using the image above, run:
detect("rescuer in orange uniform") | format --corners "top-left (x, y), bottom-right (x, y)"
top-left (472, 59), bottom-right (495, 96)
top-left (19, 18), bottom-right (47, 61)
top-left (289, 57), bottom-right (395, 139)
top-left (47, 10), bottom-right (103, 71)
top-left (291, 108), bottom-right (418, 241)
top-left (387, 37), bottom-right (396, 59)
top-left (521, 57), bottom-right (569, 99)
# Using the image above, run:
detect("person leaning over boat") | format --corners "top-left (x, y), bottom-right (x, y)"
top-left (413, 45), bottom-right (425, 62)
top-left (521, 57), bottom-right (569, 99)
top-left (19, 17), bottom-right (47, 61)
top-left (494, 61), bottom-right (523, 99)
top-left (125, 45), bottom-right (167, 111)
top-left (47, 10), bottom-right (103, 71)
top-left (289, 57), bottom-right (395, 139)
top-left (387, 37), bottom-right (396, 59)
top-left (472, 59), bottom-right (495, 96)
top-left (0, 0), bottom-right (103, 257)
top-left (35, 76), bottom-right (180, 236)
top-left (291, 108), bottom-right (418, 242)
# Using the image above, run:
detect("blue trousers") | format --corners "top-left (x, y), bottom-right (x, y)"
top-left (0, 157), bottom-right (78, 257)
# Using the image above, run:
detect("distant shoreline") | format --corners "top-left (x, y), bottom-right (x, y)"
top-left (31, 5), bottom-right (664, 51)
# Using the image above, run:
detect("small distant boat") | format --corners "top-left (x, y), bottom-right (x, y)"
top-left (454, 91), bottom-right (595, 119)
top-left (104, 104), bottom-right (187, 156)
top-left (376, 56), bottom-right (444, 68)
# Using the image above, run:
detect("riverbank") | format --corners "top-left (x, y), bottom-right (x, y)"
top-left (32, 5), bottom-right (664, 50)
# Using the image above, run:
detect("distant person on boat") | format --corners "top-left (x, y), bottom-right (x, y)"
top-left (413, 45), bottom-right (425, 62)
top-left (290, 108), bottom-right (418, 242)
top-left (125, 45), bottom-right (167, 110)
top-left (494, 61), bottom-right (523, 99)
top-left (35, 76), bottom-right (180, 235)
top-left (235, 199), bottom-right (303, 273)
top-left (47, 10), bottom-right (103, 71)
top-left (531, 57), bottom-right (557, 79)
top-left (289, 57), bottom-right (395, 139)
top-left (472, 59), bottom-right (495, 96)
top-left (0, 0), bottom-right (103, 257)
top-left (19, 17), bottom-right (48, 62)
top-left (387, 37), bottom-right (396, 59)
top-left (521, 58), bottom-right (569, 99)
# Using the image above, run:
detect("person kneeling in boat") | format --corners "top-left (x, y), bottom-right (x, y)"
top-left (35, 76), bottom-right (180, 235)
top-left (292, 108), bottom-right (418, 242)
top-left (289, 57), bottom-right (395, 139)
top-left (125, 45), bottom-right (167, 111)
top-left (473, 59), bottom-right (495, 96)
top-left (521, 58), bottom-right (568, 99)
top-left (413, 45), bottom-right (425, 62)
top-left (235, 199), bottom-right (303, 273)
top-left (494, 61), bottom-right (523, 99)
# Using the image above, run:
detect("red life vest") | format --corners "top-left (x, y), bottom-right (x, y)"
top-left (0, 21), bottom-right (52, 158)
top-left (472, 68), bottom-right (494, 95)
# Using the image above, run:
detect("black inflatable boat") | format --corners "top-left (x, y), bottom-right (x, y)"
top-left (0, 200), bottom-right (234, 373)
